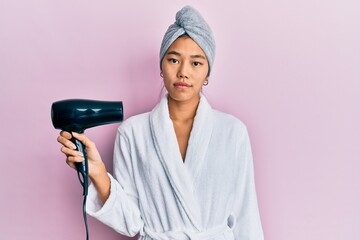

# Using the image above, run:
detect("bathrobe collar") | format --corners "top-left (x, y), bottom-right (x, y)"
top-left (149, 94), bottom-right (214, 230)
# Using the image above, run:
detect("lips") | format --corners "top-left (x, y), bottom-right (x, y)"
top-left (174, 82), bottom-right (191, 88)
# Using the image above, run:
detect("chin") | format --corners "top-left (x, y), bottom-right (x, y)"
top-left (167, 91), bottom-right (200, 103)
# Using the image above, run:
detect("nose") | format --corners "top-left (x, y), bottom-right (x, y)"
top-left (177, 62), bottom-right (189, 79)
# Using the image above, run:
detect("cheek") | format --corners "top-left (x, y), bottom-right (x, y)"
top-left (161, 62), bottom-right (174, 77)
top-left (196, 70), bottom-right (209, 84)
top-left (162, 71), bottom-right (173, 87)
top-left (162, 76), bottom-right (173, 92)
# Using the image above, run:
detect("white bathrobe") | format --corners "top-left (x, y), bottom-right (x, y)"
top-left (86, 95), bottom-right (264, 240)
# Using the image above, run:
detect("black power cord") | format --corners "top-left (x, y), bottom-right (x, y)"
top-left (77, 170), bottom-right (89, 240)
top-left (74, 139), bottom-right (89, 240)
top-left (82, 194), bottom-right (89, 240)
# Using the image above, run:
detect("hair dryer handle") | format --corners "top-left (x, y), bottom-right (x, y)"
top-left (71, 136), bottom-right (89, 196)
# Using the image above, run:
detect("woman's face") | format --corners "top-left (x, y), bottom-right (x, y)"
top-left (161, 36), bottom-right (209, 104)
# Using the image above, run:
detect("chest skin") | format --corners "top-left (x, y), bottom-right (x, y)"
top-left (172, 119), bottom-right (194, 162)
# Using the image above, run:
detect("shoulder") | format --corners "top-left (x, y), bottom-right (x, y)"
top-left (117, 111), bottom-right (151, 136)
top-left (210, 109), bottom-right (250, 143)
top-left (201, 95), bottom-right (247, 131)
top-left (212, 109), bottom-right (247, 132)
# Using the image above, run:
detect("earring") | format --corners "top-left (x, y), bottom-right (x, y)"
top-left (203, 79), bottom-right (209, 86)
top-left (160, 72), bottom-right (164, 78)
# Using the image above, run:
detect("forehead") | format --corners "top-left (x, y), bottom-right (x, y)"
top-left (167, 36), bottom-right (207, 57)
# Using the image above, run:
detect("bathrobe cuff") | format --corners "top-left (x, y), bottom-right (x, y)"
top-left (86, 172), bottom-right (118, 216)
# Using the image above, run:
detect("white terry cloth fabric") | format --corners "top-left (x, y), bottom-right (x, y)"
top-left (86, 94), bottom-right (264, 240)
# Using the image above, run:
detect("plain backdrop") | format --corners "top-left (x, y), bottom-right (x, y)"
top-left (0, 0), bottom-right (359, 239)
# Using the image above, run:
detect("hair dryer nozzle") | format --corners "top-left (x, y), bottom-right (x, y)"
top-left (51, 99), bottom-right (123, 132)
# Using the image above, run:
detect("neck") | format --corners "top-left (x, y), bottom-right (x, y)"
top-left (168, 95), bottom-right (200, 121)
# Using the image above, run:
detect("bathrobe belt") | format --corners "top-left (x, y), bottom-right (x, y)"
top-left (140, 221), bottom-right (235, 240)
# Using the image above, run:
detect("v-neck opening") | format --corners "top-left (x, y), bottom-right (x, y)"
top-left (149, 94), bottom-right (214, 230)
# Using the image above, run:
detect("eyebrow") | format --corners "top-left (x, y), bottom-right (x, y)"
top-left (166, 51), bottom-right (206, 60)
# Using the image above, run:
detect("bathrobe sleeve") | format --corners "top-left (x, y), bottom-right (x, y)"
top-left (86, 128), bottom-right (143, 237)
top-left (232, 127), bottom-right (264, 240)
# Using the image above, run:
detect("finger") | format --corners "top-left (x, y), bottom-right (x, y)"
top-left (72, 132), bottom-right (95, 148)
top-left (66, 159), bottom-right (76, 170)
top-left (61, 146), bottom-right (84, 160)
top-left (57, 135), bottom-right (76, 149)
top-left (60, 131), bottom-right (72, 139)
top-left (67, 155), bottom-right (85, 163)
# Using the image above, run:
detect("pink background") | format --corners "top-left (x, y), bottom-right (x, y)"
top-left (1, 0), bottom-right (359, 239)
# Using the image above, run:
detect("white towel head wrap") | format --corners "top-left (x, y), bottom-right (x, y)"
top-left (160, 6), bottom-right (216, 74)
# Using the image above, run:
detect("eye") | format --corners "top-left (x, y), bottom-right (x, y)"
top-left (193, 61), bottom-right (202, 67)
top-left (168, 58), bottom-right (179, 64)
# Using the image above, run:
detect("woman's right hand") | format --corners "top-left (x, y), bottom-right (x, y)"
top-left (57, 131), bottom-right (110, 203)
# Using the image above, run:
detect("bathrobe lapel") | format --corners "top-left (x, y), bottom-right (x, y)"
top-left (185, 94), bottom-right (214, 182)
top-left (149, 94), bottom-right (214, 231)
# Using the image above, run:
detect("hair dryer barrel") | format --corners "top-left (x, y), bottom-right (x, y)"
top-left (51, 99), bottom-right (123, 132)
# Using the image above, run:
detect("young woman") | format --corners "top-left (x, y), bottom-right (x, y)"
top-left (57, 6), bottom-right (264, 240)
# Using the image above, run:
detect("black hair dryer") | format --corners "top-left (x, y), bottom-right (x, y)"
top-left (51, 99), bottom-right (123, 194)
top-left (51, 99), bottom-right (123, 240)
